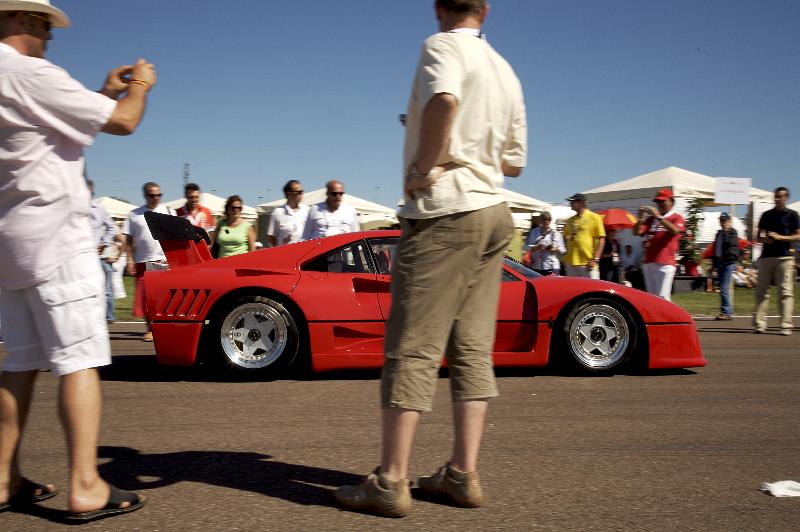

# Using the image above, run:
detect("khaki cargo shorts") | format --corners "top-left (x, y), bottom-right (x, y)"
top-left (381, 202), bottom-right (514, 412)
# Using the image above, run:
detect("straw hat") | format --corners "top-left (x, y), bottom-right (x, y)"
top-left (0, 0), bottom-right (70, 28)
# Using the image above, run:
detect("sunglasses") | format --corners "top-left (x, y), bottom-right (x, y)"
top-left (328, 191), bottom-right (344, 197)
top-left (288, 190), bottom-right (304, 195)
top-left (228, 206), bottom-right (243, 211)
top-left (146, 193), bottom-right (162, 198)
top-left (25, 12), bottom-right (51, 32)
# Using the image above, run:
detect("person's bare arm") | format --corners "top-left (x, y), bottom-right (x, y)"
top-left (767, 228), bottom-right (800, 242)
top-left (588, 237), bottom-right (605, 269)
top-left (124, 235), bottom-right (136, 275)
top-left (102, 59), bottom-right (157, 136)
top-left (501, 163), bottom-right (523, 177)
top-left (247, 226), bottom-right (257, 252)
top-left (405, 93), bottom-right (458, 196)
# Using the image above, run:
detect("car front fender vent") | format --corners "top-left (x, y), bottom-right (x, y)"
top-left (159, 288), bottom-right (212, 319)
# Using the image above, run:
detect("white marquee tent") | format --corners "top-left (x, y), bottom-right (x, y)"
top-left (582, 166), bottom-right (775, 215)
top-left (164, 192), bottom-right (258, 221)
top-left (695, 212), bottom-right (747, 245)
top-left (258, 189), bottom-right (398, 228)
top-left (789, 200), bottom-right (800, 212)
top-left (96, 196), bottom-right (135, 222)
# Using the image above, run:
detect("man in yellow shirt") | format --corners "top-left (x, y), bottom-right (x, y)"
top-left (563, 193), bottom-right (606, 279)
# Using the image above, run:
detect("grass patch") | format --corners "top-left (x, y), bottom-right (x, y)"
top-left (671, 284), bottom-right (800, 316)
top-left (114, 275), bottom-right (141, 322)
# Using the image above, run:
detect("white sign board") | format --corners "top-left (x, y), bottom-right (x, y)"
top-left (714, 177), bottom-right (751, 205)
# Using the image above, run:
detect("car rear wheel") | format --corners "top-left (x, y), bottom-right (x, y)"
top-left (562, 299), bottom-right (636, 373)
top-left (214, 296), bottom-right (299, 373)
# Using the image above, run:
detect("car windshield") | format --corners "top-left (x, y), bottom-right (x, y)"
top-left (503, 256), bottom-right (541, 280)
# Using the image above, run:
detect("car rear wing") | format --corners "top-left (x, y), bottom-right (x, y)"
top-left (144, 211), bottom-right (212, 268)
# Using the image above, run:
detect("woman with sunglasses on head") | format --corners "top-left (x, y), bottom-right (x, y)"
top-left (211, 195), bottom-right (256, 258)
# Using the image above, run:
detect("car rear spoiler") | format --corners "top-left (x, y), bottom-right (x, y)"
top-left (144, 211), bottom-right (212, 268)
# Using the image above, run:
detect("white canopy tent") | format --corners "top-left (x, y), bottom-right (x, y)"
top-left (788, 200), bottom-right (800, 212)
top-left (582, 166), bottom-right (775, 215)
top-left (258, 189), bottom-right (398, 229)
top-left (96, 196), bottom-right (135, 222)
top-left (164, 192), bottom-right (258, 221)
top-left (695, 212), bottom-right (747, 244)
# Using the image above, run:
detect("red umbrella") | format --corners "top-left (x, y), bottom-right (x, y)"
top-left (597, 209), bottom-right (638, 230)
top-left (701, 239), bottom-right (753, 259)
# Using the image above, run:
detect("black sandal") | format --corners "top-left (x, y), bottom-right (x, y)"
top-left (0, 477), bottom-right (57, 512)
top-left (64, 484), bottom-right (145, 523)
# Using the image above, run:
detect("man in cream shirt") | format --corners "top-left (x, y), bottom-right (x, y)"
top-left (336, 0), bottom-right (527, 518)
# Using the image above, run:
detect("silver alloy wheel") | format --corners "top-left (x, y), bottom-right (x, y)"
top-left (220, 302), bottom-right (289, 369)
top-left (568, 304), bottom-right (630, 369)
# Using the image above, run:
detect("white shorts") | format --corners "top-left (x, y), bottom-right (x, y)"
top-left (1, 252), bottom-right (111, 376)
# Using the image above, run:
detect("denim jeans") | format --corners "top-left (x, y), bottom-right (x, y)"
top-left (101, 259), bottom-right (115, 322)
top-left (717, 262), bottom-right (736, 316)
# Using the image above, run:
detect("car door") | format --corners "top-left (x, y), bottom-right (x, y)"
top-left (367, 237), bottom-right (536, 353)
top-left (295, 240), bottom-right (385, 361)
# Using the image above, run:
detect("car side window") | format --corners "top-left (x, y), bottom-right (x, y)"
top-left (502, 269), bottom-right (522, 282)
top-left (304, 242), bottom-right (374, 274)
top-left (367, 237), bottom-right (399, 275)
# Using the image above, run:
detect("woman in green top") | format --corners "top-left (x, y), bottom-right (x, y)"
top-left (212, 195), bottom-right (256, 258)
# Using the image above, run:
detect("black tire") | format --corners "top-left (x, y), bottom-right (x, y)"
top-left (211, 295), bottom-right (300, 374)
top-left (560, 298), bottom-right (637, 374)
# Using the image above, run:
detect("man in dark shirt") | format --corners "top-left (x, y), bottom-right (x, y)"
top-left (753, 187), bottom-right (800, 335)
top-left (712, 213), bottom-right (739, 320)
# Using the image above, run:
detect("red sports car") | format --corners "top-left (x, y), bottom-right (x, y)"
top-left (143, 214), bottom-right (705, 375)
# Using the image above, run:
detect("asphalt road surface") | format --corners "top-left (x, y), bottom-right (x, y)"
top-left (1, 318), bottom-right (798, 531)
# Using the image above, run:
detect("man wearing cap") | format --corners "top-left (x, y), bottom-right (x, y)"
top-left (335, 0), bottom-right (525, 517)
top-left (634, 188), bottom-right (685, 301)
top-left (524, 212), bottom-right (565, 274)
top-left (711, 213), bottom-right (739, 320)
top-left (0, 0), bottom-right (154, 521)
top-left (562, 193), bottom-right (606, 279)
top-left (753, 186), bottom-right (799, 335)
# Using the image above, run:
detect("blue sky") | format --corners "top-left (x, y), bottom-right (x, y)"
top-left (49, 0), bottom-right (799, 207)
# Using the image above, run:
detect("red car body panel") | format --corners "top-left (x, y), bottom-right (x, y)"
top-left (144, 230), bottom-right (706, 372)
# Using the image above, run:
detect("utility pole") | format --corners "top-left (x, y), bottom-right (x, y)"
top-left (182, 163), bottom-right (190, 187)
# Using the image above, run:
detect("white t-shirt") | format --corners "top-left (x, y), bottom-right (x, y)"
top-left (302, 203), bottom-right (360, 240)
top-left (400, 31), bottom-right (527, 219)
top-left (0, 43), bottom-right (116, 289)
top-left (267, 203), bottom-right (310, 246)
top-left (123, 205), bottom-right (176, 264)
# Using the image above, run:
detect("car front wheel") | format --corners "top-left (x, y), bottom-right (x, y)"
top-left (214, 296), bottom-right (299, 373)
top-left (562, 299), bottom-right (636, 373)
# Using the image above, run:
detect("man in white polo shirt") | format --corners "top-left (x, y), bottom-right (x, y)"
top-left (0, 0), bottom-right (152, 520)
top-left (302, 180), bottom-right (360, 239)
top-left (336, 0), bottom-right (526, 517)
top-left (123, 181), bottom-right (175, 342)
top-left (267, 179), bottom-right (309, 246)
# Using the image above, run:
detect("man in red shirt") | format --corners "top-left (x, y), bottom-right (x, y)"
top-left (176, 183), bottom-right (215, 233)
top-left (634, 188), bottom-right (685, 301)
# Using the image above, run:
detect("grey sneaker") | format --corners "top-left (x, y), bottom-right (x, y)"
top-left (781, 329), bottom-right (792, 336)
top-left (334, 468), bottom-right (411, 518)
top-left (416, 463), bottom-right (483, 508)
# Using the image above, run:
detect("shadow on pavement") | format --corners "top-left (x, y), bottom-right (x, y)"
top-left (96, 446), bottom-right (360, 508)
top-left (101, 354), bottom-right (696, 383)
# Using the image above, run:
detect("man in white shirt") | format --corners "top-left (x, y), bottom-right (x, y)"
top-left (123, 182), bottom-right (175, 342)
top-left (302, 180), bottom-right (360, 240)
top-left (0, 0), bottom-right (153, 520)
top-left (336, 0), bottom-right (526, 517)
top-left (267, 180), bottom-right (309, 246)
